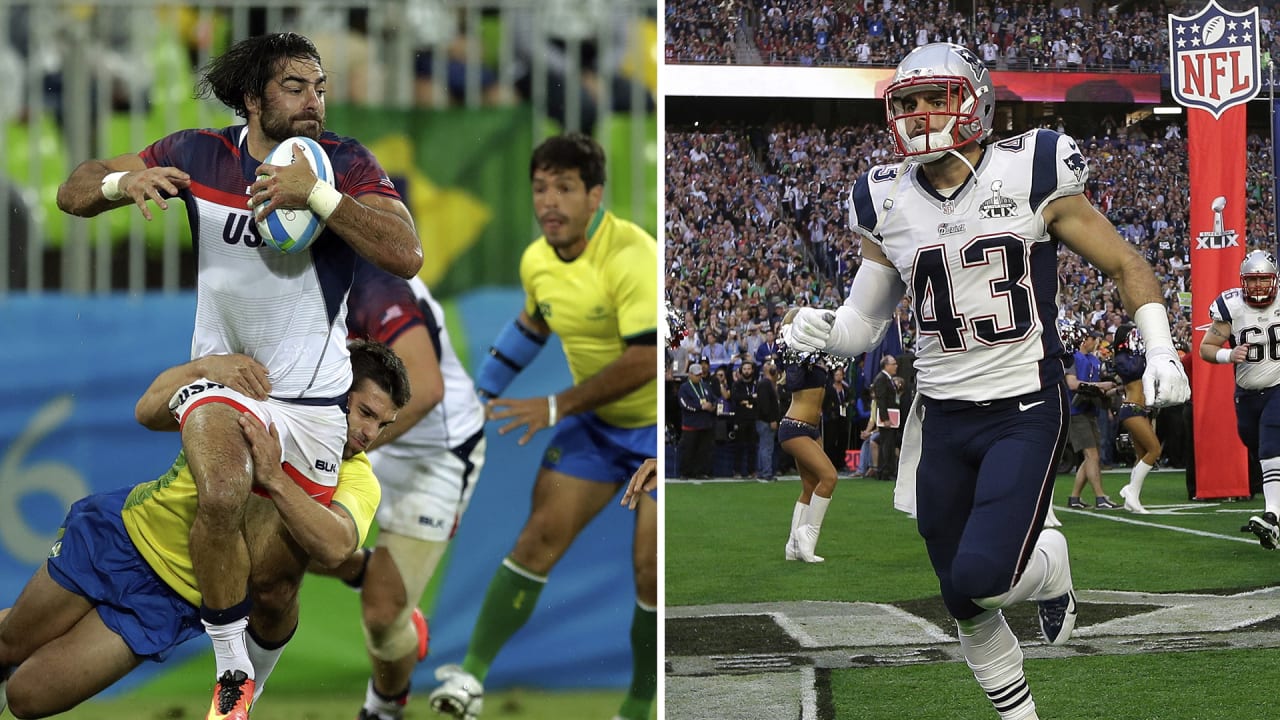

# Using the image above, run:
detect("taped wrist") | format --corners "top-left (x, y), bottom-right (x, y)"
top-left (307, 181), bottom-right (343, 221)
top-left (475, 319), bottom-right (547, 398)
top-left (1134, 302), bottom-right (1175, 351)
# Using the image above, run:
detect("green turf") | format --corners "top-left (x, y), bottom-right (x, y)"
top-left (666, 470), bottom-right (1280, 719)
top-left (48, 688), bottom-right (628, 719)
top-left (829, 648), bottom-right (1279, 719)
top-left (48, 574), bottom-right (631, 718)
top-left (665, 472), bottom-right (1277, 606)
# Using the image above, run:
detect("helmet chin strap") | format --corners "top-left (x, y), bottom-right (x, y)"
top-left (881, 146), bottom-right (980, 218)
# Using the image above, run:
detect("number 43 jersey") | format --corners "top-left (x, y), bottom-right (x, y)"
top-left (849, 128), bottom-right (1083, 402)
top-left (1208, 288), bottom-right (1280, 391)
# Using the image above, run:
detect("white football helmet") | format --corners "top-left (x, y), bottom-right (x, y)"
top-left (1240, 250), bottom-right (1279, 307)
top-left (885, 42), bottom-right (995, 164)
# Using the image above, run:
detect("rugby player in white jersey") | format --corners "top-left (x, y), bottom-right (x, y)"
top-left (54, 32), bottom-right (422, 720)
top-left (787, 42), bottom-right (1189, 719)
top-left (1200, 250), bottom-right (1280, 549)
top-left (328, 259), bottom-right (487, 720)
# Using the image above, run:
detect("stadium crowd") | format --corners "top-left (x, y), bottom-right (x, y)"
top-left (667, 0), bottom-right (1279, 70)
top-left (665, 114), bottom-right (1277, 478)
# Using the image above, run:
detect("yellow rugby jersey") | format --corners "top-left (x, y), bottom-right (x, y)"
top-left (121, 450), bottom-right (381, 606)
top-left (520, 208), bottom-right (657, 428)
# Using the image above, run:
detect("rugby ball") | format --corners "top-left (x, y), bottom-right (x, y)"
top-left (256, 136), bottom-right (334, 254)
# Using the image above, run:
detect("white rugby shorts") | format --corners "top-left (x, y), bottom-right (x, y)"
top-left (169, 379), bottom-right (346, 503)
top-left (369, 433), bottom-right (486, 542)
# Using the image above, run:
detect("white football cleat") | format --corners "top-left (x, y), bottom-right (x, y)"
top-left (429, 664), bottom-right (483, 719)
top-left (1034, 528), bottom-right (1077, 646)
top-left (795, 524), bottom-right (825, 563)
top-left (1119, 485), bottom-right (1150, 514)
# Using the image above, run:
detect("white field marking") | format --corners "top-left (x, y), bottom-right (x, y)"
top-left (799, 665), bottom-right (818, 720)
top-left (1055, 506), bottom-right (1257, 543)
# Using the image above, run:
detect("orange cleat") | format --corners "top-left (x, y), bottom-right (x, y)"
top-left (206, 670), bottom-right (254, 720)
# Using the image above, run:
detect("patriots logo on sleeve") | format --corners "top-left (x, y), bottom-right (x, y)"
top-left (1063, 152), bottom-right (1086, 183)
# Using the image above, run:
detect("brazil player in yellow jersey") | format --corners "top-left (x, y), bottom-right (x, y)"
top-left (0, 341), bottom-right (409, 719)
top-left (429, 134), bottom-right (658, 720)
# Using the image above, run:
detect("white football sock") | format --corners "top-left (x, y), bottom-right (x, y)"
top-left (975, 529), bottom-right (1070, 609)
top-left (957, 610), bottom-right (1037, 720)
top-left (203, 616), bottom-right (254, 680)
top-left (1262, 457), bottom-right (1280, 516)
top-left (246, 626), bottom-right (293, 703)
top-left (363, 678), bottom-right (407, 719)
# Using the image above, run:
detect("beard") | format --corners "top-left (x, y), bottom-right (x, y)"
top-left (260, 106), bottom-right (324, 143)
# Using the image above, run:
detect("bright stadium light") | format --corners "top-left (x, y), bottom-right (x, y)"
top-left (1153, 106), bottom-right (1184, 115)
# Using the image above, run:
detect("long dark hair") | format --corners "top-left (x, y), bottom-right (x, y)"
top-left (196, 33), bottom-right (321, 118)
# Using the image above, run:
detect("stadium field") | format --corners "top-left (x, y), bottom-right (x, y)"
top-left (44, 573), bottom-right (631, 719)
top-left (666, 470), bottom-right (1280, 719)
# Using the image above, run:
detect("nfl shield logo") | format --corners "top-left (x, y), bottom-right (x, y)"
top-left (1168, 0), bottom-right (1261, 118)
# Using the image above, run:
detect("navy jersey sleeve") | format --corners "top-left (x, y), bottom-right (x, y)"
top-left (328, 137), bottom-right (402, 201)
top-left (346, 262), bottom-right (426, 345)
top-left (140, 129), bottom-right (205, 171)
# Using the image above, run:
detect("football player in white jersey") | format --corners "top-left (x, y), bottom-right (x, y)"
top-left (787, 43), bottom-right (1189, 720)
top-left (54, 33), bottom-right (422, 720)
top-left (1200, 250), bottom-right (1280, 549)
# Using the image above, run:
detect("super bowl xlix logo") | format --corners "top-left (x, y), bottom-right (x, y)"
top-left (1195, 195), bottom-right (1240, 249)
top-left (1168, 0), bottom-right (1261, 118)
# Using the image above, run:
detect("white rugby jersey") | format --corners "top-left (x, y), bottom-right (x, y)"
top-left (849, 129), bottom-right (1083, 401)
top-left (346, 263), bottom-right (486, 450)
top-left (1208, 288), bottom-right (1280, 391)
top-left (142, 125), bottom-right (401, 400)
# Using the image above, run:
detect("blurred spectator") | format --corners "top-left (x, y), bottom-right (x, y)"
top-left (756, 360), bottom-right (782, 480)
top-left (665, 0), bottom-right (1278, 77)
top-left (509, 1), bottom-right (656, 133)
top-left (823, 364), bottom-right (853, 474)
top-left (678, 363), bottom-right (716, 479)
top-left (407, 2), bottom-right (504, 106)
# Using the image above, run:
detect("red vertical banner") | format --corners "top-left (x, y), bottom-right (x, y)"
top-left (1171, 1), bottom-right (1260, 499)
top-left (1189, 105), bottom-right (1249, 498)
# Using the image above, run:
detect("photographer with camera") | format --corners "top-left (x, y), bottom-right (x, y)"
top-left (1065, 330), bottom-right (1122, 509)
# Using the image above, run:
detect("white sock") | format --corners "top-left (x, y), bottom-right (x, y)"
top-left (791, 501), bottom-right (807, 533)
top-left (246, 626), bottom-right (293, 704)
top-left (203, 616), bottom-right (253, 680)
top-left (957, 611), bottom-right (1037, 720)
top-left (808, 494), bottom-right (831, 530)
top-left (1128, 459), bottom-right (1152, 494)
top-left (1262, 457), bottom-right (1280, 516)
top-left (976, 529), bottom-right (1069, 609)
top-left (364, 678), bottom-right (407, 719)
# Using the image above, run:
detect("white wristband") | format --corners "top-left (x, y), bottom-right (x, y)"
top-left (547, 394), bottom-right (558, 427)
top-left (1216, 348), bottom-right (1233, 364)
top-left (101, 171), bottom-right (127, 201)
top-left (307, 180), bottom-right (342, 221)
top-left (1133, 302), bottom-right (1175, 351)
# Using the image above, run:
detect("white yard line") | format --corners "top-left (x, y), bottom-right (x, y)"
top-left (1055, 506), bottom-right (1258, 543)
